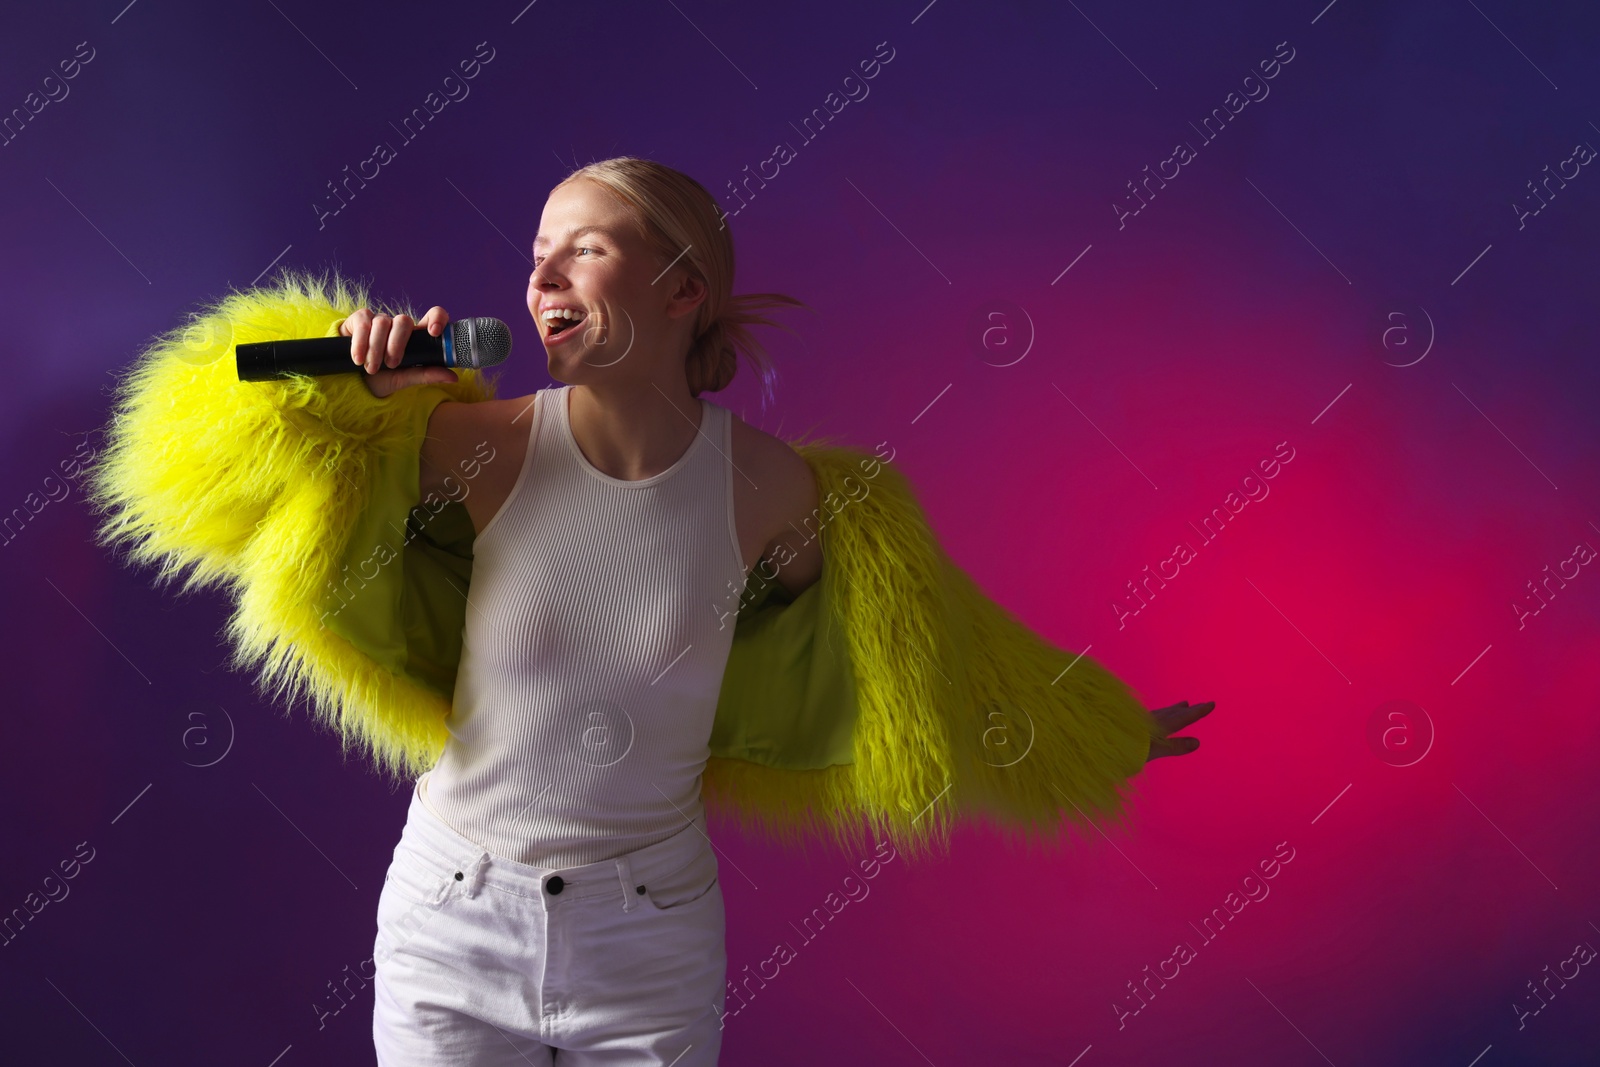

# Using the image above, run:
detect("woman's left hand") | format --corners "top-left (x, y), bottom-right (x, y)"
top-left (1147, 700), bottom-right (1215, 761)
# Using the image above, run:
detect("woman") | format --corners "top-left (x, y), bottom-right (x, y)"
top-left (87, 154), bottom-right (1212, 1064)
top-left (342, 158), bottom-right (830, 1065)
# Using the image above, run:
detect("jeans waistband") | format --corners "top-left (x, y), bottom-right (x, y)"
top-left (402, 771), bottom-right (712, 908)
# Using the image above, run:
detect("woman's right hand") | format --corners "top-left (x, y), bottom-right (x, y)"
top-left (341, 306), bottom-right (461, 398)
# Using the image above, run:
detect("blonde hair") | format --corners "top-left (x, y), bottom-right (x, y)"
top-left (554, 157), bottom-right (807, 403)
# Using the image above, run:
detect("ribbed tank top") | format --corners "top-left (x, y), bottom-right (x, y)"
top-left (419, 384), bottom-right (749, 867)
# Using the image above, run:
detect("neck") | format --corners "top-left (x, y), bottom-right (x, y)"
top-left (566, 379), bottom-right (703, 481)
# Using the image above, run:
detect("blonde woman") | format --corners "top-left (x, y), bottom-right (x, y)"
top-left (345, 158), bottom-right (822, 1065)
top-left (84, 154), bottom-right (1213, 1064)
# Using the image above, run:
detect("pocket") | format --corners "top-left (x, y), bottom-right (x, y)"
top-left (641, 842), bottom-right (720, 913)
top-left (375, 842), bottom-right (460, 958)
top-left (380, 839), bottom-right (457, 912)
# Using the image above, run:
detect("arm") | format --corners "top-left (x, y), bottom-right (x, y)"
top-left (338, 305), bottom-right (472, 502)
top-left (758, 442), bottom-right (825, 599)
top-left (88, 273), bottom-right (495, 787)
top-left (766, 435), bottom-right (1213, 765)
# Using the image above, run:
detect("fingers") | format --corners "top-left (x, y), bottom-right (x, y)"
top-left (345, 307), bottom-right (372, 364)
top-left (387, 313), bottom-right (417, 368)
top-left (1152, 700), bottom-right (1216, 729)
top-left (347, 307), bottom-right (448, 372)
top-left (362, 315), bottom-right (390, 374)
top-left (1147, 734), bottom-right (1201, 761)
top-left (1144, 699), bottom-right (1214, 762)
top-left (365, 312), bottom-right (420, 374)
top-left (419, 305), bottom-right (451, 337)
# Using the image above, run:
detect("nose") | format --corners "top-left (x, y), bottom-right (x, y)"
top-left (530, 262), bottom-right (564, 291)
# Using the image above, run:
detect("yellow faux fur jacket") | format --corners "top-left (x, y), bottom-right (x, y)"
top-left (86, 272), bottom-right (1160, 862)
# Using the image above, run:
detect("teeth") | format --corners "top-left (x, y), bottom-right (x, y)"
top-left (542, 308), bottom-right (587, 335)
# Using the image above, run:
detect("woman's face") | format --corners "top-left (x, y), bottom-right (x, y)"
top-left (527, 178), bottom-right (704, 379)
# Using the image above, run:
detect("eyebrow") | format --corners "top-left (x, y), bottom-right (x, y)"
top-left (532, 224), bottom-right (617, 249)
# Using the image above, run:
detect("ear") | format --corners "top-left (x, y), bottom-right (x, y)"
top-left (663, 269), bottom-right (708, 324)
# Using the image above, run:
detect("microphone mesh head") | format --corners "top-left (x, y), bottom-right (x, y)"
top-left (451, 317), bottom-right (512, 368)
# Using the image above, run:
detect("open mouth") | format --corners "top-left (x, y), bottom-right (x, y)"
top-left (542, 309), bottom-right (588, 339)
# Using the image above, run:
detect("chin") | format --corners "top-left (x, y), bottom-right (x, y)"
top-left (544, 353), bottom-right (599, 387)
top-left (543, 353), bottom-right (570, 380)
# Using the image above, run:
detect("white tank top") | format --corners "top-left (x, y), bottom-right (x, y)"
top-left (420, 385), bottom-right (749, 867)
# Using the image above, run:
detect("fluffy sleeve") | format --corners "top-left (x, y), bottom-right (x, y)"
top-left (828, 450), bottom-right (1161, 857)
top-left (84, 271), bottom-right (495, 785)
top-left (706, 444), bottom-right (1162, 862)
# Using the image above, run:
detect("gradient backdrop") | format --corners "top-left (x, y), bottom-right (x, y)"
top-left (3, 1), bottom-right (1598, 1064)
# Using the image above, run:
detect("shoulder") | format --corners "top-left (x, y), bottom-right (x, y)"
top-left (730, 411), bottom-right (817, 510)
top-left (420, 391), bottom-right (537, 495)
top-left (428, 391), bottom-right (538, 440)
top-left (730, 410), bottom-right (823, 596)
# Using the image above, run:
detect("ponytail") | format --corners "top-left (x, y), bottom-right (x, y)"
top-left (683, 291), bottom-right (807, 401)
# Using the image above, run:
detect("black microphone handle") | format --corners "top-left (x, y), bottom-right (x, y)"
top-left (235, 330), bottom-right (452, 381)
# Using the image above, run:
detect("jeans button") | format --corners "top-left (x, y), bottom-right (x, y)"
top-left (546, 875), bottom-right (565, 895)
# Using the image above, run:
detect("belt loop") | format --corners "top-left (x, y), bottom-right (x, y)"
top-left (460, 851), bottom-right (489, 899)
top-left (616, 853), bottom-right (638, 912)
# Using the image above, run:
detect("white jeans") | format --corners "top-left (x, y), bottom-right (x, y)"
top-left (373, 772), bottom-right (727, 1064)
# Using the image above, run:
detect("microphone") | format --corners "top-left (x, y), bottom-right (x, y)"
top-left (236, 317), bottom-right (512, 381)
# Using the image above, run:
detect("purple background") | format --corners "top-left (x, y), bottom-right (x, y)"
top-left (4, 1), bottom-right (1599, 1063)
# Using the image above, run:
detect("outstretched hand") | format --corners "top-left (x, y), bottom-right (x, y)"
top-left (1147, 700), bottom-right (1215, 761)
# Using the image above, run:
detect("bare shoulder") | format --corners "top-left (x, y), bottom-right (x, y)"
top-left (730, 415), bottom-right (816, 514)
top-left (426, 391), bottom-right (538, 439)
top-left (420, 391), bottom-right (538, 502)
top-left (730, 412), bottom-right (823, 596)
